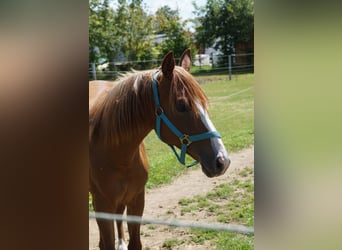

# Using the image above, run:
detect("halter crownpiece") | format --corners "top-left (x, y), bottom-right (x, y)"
top-left (151, 70), bottom-right (222, 167)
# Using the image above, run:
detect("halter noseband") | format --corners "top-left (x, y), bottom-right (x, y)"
top-left (151, 70), bottom-right (221, 167)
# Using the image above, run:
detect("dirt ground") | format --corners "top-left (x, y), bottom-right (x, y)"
top-left (89, 146), bottom-right (254, 250)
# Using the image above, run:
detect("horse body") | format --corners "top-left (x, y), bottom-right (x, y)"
top-left (90, 79), bottom-right (151, 250)
top-left (89, 49), bottom-right (231, 250)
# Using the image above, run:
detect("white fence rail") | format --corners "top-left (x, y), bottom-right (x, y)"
top-left (89, 212), bottom-right (254, 235)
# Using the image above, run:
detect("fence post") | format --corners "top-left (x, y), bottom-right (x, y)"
top-left (91, 62), bottom-right (96, 80)
top-left (91, 62), bottom-right (97, 80)
top-left (113, 60), bottom-right (117, 79)
top-left (228, 54), bottom-right (232, 80)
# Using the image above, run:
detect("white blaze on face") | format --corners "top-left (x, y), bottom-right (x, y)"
top-left (196, 101), bottom-right (231, 167)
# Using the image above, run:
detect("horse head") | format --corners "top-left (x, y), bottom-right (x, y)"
top-left (152, 49), bottom-right (231, 177)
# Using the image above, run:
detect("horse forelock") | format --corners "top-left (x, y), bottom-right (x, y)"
top-left (170, 67), bottom-right (208, 115)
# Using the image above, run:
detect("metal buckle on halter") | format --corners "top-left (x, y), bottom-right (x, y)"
top-left (180, 134), bottom-right (192, 146)
top-left (155, 107), bottom-right (164, 116)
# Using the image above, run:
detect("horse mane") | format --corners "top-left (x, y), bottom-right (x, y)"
top-left (90, 70), bottom-right (155, 145)
top-left (89, 67), bottom-right (208, 145)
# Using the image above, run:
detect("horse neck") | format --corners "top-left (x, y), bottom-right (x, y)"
top-left (96, 72), bottom-right (156, 150)
top-left (121, 122), bottom-right (153, 150)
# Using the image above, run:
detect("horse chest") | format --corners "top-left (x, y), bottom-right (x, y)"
top-left (90, 154), bottom-right (148, 201)
top-left (109, 166), bottom-right (148, 204)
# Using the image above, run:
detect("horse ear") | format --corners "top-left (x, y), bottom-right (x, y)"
top-left (179, 48), bottom-right (191, 72)
top-left (161, 51), bottom-right (175, 79)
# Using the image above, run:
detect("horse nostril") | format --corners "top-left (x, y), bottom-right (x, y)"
top-left (216, 155), bottom-right (230, 171)
top-left (216, 157), bottom-right (224, 170)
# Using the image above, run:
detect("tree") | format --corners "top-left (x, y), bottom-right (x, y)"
top-left (117, 0), bottom-right (154, 61)
top-left (89, 0), bottom-right (118, 64)
top-left (89, 0), bottom-right (197, 72)
top-left (193, 0), bottom-right (254, 56)
top-left (89, 0), bottom-right (154, 64)
top-left (154, 6), bottom-right (197, 60)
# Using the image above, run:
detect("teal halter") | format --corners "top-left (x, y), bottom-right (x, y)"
top-left (151, 71), bottom-right (222, 167)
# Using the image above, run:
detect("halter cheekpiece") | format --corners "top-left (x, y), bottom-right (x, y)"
top-left (151, 70), bottom-right (221, 167)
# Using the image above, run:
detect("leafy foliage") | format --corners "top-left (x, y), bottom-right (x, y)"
top-left (89, 1), bottom-right (198, 65)
top-left (89, 0), bottom-right (117, 63)
top-left (154, 6), bottom-right (197, 59)
top-left (90, 0), bottom-right (254, 67)
top-left (116, 0), bottom-right (154, 61)
top-left (193, 0), bottom-right (254, 55)
top-left (89, 0), bottom-right (154, 64)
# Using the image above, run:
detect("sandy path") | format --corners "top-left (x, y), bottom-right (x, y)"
top-left (89, 146), bottom-right (254, 249)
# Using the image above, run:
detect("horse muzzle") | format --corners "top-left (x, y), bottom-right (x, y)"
top-left (200, 151), bottom-right (230, 178)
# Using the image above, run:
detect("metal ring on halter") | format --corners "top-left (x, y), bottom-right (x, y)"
top-left (180, 134), bottom-right (192, 146)
top-left (155, 107), bottom-right (164, 116)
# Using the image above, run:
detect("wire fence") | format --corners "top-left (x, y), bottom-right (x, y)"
top-left (89, 53), bottom-right (254, 81)
top-left (89, 212), bottom-right (254, 235)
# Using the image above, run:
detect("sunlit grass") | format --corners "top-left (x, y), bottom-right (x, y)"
top-left (168, 166), bottom-right (254, 249)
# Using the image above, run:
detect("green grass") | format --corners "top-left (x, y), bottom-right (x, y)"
top-left (177, 167), bottom-right (254, 249)
top-left (162, 238), bottom-right (185, 249)
top-left (189, 65), bottom-right (213, 74)
top-left (89, 192), bottom-right (94, 211)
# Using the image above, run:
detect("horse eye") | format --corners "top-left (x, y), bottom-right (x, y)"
top-left (176, 99), bottom-right (189, 112)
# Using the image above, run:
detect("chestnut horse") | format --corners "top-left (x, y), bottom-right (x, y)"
top-left (89, 49), bottom-right (231, 250)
